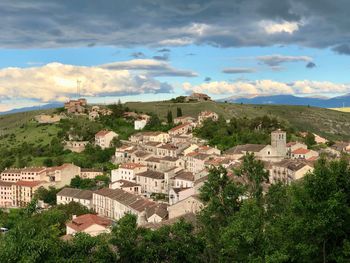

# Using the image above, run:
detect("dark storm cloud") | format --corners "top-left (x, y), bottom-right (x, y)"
top-left (152, 53), bottom-right (170, 61)
top-left (1, 0), bottom-right (350, 54)
top-left (306, 62), bottom-right (316, 68)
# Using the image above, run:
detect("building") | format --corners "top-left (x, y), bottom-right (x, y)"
top-left (80, 168), bottom-right (104, 179)
top-left (64, 141), bottom-right (89, 153)
top-left (64, 98), bottom-right (87, 114)
top-left (0, 168), bottom-right (21, 182)
top-left (92, 188), bottom-right (167, 224)
top-left (130, 132), bottom-right (170, 144)
top-left (14, 181), bottom-right (49, 207)
top-left (57, 188), bottom-right (93, 209)
top-left (286, 142), bottom-right (308, 157)
top-left (134, 119), bottom-right (147, 130)
top-left (271, 129), bottom-right (287, 157)
top-left (185, 152), bottom-right (211, 173)
top-left (168, 122), bottom-right (192, 136)
top-left (174, 116), bottom-right (196, 125)
top-left (110, 163), bottom-right (147, 186)
top-left (46, 163), bottom-right (81, 188)
top-left (135, 170), bottom-right (165, 195)
top-left (168, 195), bottom-right (204, 219)
top-left (0, 181), bottom-right (15, 208)
top-left (168, 187), bottom-right (194, 205)
top-left (269, 160), bottom-right (314, 184)
top-left (198, 111), bottom-right (219, 124)
top-left (95, 130), bottom-right (118, 149)
top-left (172, 170), bottom-right (195, 188)
top-left (291, 148), bottom-right (319, 161)
top-left (111, 180), bottom-right (141, 195)
top-left (185, 93), bottom-right (211, 102)
top-left (66, 214), bottom-right (112, 237)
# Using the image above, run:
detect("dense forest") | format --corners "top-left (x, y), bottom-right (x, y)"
top-left (1, 154), bottom-right (350, 262)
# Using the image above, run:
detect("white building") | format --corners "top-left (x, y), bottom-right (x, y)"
top-left (95, 130), bottom-right (118, 149)
top-left (134, 119), bottom-right (147, 130)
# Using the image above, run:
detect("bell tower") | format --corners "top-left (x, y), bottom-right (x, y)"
top-left (271, 129), bottom-right (287, 157)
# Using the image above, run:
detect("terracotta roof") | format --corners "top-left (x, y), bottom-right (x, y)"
top-left (120, 163), bottom-right (146, 169)
top-left (1, 168), bottom-right (21, 174)
top-left (273, 159), bottom-right (311, 171)
top-left (146, 203), bottom-right (168, 219)
top-left (145, 157), bottom-right (162, 163)
top-left (160, 156), bottom-right (179, 162)
top-left (95, 130), bottom-right (114, 137)
top-left (169, 123), bottom-right (191, 132)
top-left (134, 151), bottom-right (152, 158)
top-left (66, 214), bottom-right (112, 232)
top-left (158, 143), bottom-right (178, 150)
top-left (292, 148), bottom-right (310, 155)
top-left (0, 180), bottom-right (15, 187)
top-left (15, 180), bottom-right (45, 187)
top-left (137, 170), bottom-right (164, 180)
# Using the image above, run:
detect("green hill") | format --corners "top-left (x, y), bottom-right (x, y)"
top-left (125, 101), bottom-right (350, 141)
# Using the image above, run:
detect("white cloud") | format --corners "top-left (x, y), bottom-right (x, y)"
top-left (182, 80), bottom-right (350, 96)
top-left (260, 20), bottom-right (301, 34)
top-left (0, 62), bottom-right (174, 102)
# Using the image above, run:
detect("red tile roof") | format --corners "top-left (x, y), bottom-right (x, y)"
top-left (292, 148), bottom-right (310, 155)
top-left (169, 122), bottom-right (191, 132)
top-left (95, 130), bottom-right (113, 137)
top-left (66, 214), bottom-right (112, 232)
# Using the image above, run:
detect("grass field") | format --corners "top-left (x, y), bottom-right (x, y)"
top-left (125, 101), bottom-right (350, 141)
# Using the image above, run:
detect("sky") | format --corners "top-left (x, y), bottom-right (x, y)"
top-left (0, 0), bottom-right (350, 112)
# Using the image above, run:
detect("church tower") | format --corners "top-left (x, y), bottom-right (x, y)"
top-left (271, 129), bottom-right (287, 157)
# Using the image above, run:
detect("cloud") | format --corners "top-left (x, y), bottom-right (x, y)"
top-left (257, 55), bottom-right (313, 66)
top-left (332, 44), bottom-right (350, 55)
top-left (182, 79), bottom-right (350, 96)
top-left (152, 53), bottom-right (169, 61)
top-left (131, 52), bottom-right (146, 58)
top-left (0, 62), bottom-right (174, 102)
top-left (222, 67), bottom-right (257, 74)
top-left (157, 48), bottom-right (171, 53)
top-left (204, 77), bottom-right (211, 82)
top-left (101, 59), bottom-right (198, 77)
top-left (306, 62), bottom-right (316, 68)
top-left (0, 0), bottom-right (349, 53)
top-left (260, 20), bottom-right (301, 34)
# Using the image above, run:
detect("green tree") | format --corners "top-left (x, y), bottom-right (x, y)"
top-left (176, 107), bottom-right (183, 117)
top-left (167, 110), bottom-right (173, 124)
top-left (305, 132), bottom-right (317, 148)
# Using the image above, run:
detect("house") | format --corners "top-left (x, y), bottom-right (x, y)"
top-left (14, 181), bottom-right (49, 207)
top-left (174, 116), bottom-right (196, 125)
top-left (114, 145), bottom-right (135, 163)
top-left (66, 214), bottom-right (112, 237)
top-left (110, 163), bottom-right (147, 186)
top-left (185, 93), bottom-right (211, 102)
top-left (95, 130), bottom-right (118, 149)
top-left (130, 131), bottom-right (169, 144)
top-left (45, 163), bottom-right (81, 188)
top-left (185, 152), bottom-right (211, 173)
top-left (89, 111), bottom-right (99, 120)
top-left (286, 141), bottom-right (307, 157)
top-left (269, 160), bottom-right (314, 184)
top-left (64, 141), bottom-right (89, 153)
top-left (0, 168), bottom-right (22, 182)
top-left (156, 143), bottom-right (182, 158)
top-left (168, 195), bottom-right (204, 219)
top-left (291, 148), bottom-right (319, 161)
top-left (168, 122), bottom-right (192, 136)
top-left (168, 187), bottom-right (195, 205)
top-left (64, 98), bottom-right (87, 114)
top-left (325, 141), bottom-right (350, 157)
top-left (172, 170), bottom-right (195, 188)
top-left (57, 188), bottom-right (93, 209)
top-left (80, 168), bottom-right (104, 179)
top-left (135, 170), bottom-right (165, 195)
top-left (0, 181), bottom-right (15, 208)
top-left (143, 156), bottom-right (162, 171)
top-left (198, 111), bottom-right (219, 124)
top-left (92, 188), bottom-right (167, 225)
top-left (134, 119), bottom-right (147, 130)
top-left (111, 180), bottom-right (141, 195)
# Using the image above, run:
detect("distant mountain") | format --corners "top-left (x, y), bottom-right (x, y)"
top-left (0, 103), bottom-right (63, 115)
top-left (219, 94), bottom-right (350, 108)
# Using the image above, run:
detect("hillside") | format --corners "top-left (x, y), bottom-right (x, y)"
top-left (125, 101), bottom-right (350, 141)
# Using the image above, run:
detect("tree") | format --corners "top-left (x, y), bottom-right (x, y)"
top-left (34, 186), bottom-right (60, 205)
top-left (167, 110), bottom-right (173, 124)
top-left (305, 132), bottom-right (317, 148)
top-left (176, 107), bottom-right (183, 117)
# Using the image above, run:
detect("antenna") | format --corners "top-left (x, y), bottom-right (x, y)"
top-left (76, 79), bottom-right (81, 99)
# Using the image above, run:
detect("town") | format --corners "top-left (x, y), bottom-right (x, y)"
top-left (1, 94), bottom-right (350, 240)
